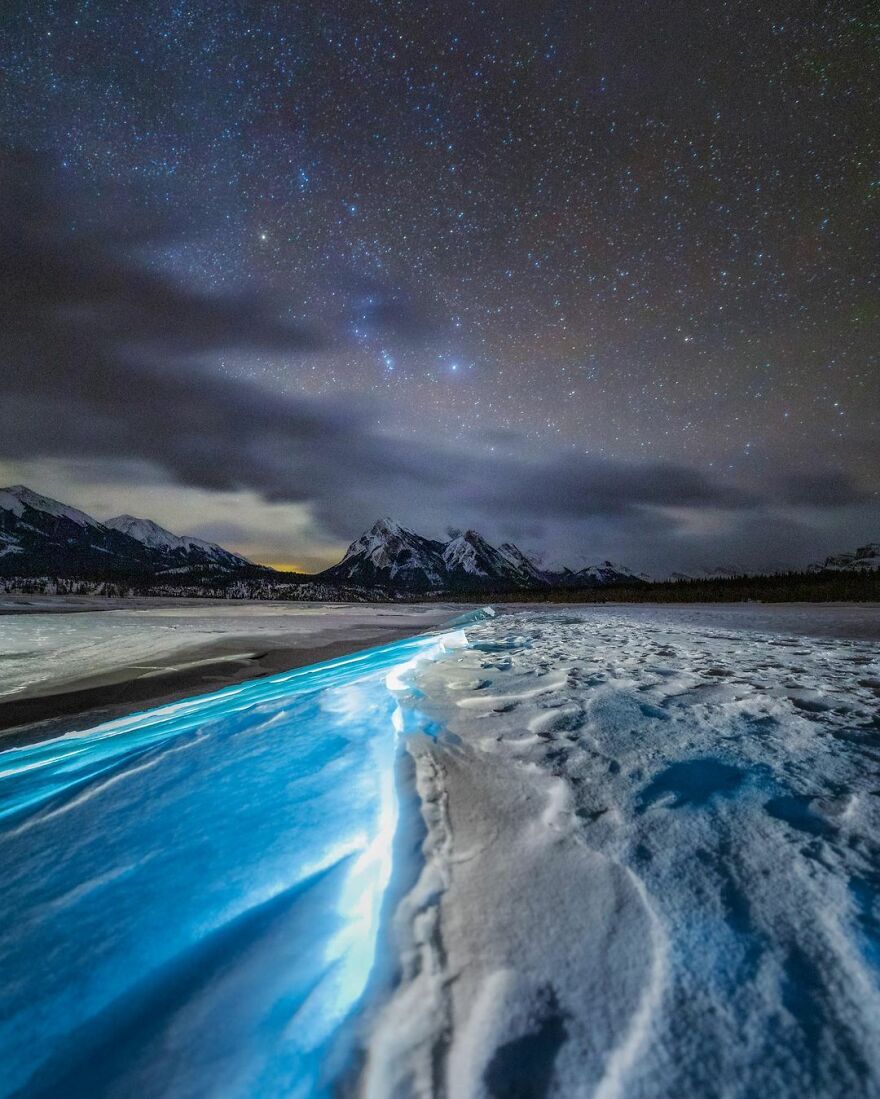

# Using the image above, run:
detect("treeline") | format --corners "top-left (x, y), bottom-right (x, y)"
top-left (4, 568), bottom-right (878, 605)
top-left (422, 569), bottom-right (880, 604)
top-left (0, 574), bottom-right (384, 603)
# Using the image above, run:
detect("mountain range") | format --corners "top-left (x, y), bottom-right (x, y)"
top-left (0, 486), bottom-right (644, 594)
top-left (0, 485), bottom-right (876, 598)
top-left (808, 542), bottom-right (880, 573)
top-left (0, 486), bottom-right (269, 581)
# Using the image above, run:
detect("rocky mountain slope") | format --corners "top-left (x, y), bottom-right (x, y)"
top-left (810, 543), bottom-right (880, 573)
top-left (0, 486), bottom-right (268, 582)
top-left (104, 515), bottom-right (253, 571)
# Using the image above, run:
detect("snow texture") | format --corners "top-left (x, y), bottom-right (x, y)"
top-left (364, 604), bottom-right (880, 1099)
top-left (1, 602), bottom-right (878, 1098)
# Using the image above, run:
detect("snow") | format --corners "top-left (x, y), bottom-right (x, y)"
top-left (0, 534), bottom-right (23, 558)
top-left (333, 519), bottom-right (446, 586)
top-left (340, 519), bottom-right (408, 569)
top-left (105, 514), bottom-right (252, 564)
top-left (442, 533), bottom-right (490, 576)
top-left (442, 531), bottom-right (533, 585)
top-left (0, 624), bottom-right (473, 1099)
top-left (0, 602), bottom-right (458, 702)
top-left (668, 564), bottom-right (744, 580)
top-left (0, 485), bottom-right (100, 527)
top-left (496, 542), bottom-right (543, 581)
top-left (577, 560), bottom-right (640, 583)
top-left (364, 604), bottom-right (880, 1098)
top-left (813, 543), bottom-right (880, 573)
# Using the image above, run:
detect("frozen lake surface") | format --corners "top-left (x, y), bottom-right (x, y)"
top-left (0, 603), bottom-right (878, 1098)
top-left (0, 600), bottom-right (455, 703)
top-left (0, 623), bottom-right (470, 1098)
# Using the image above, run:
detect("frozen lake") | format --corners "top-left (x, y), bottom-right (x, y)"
top-left (0, 622), bottom-right (471, 1098)
top-left (0, 602), bottom-right (878, 1097)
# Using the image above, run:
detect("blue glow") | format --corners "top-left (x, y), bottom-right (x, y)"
top-left (0, 627), bottom-right (471, 1098)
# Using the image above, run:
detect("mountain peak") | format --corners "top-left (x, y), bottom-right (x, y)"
top-left (106, 513), bottom-right (251, 566)
top-left (323, 517), bottom-right (445, 589)
top-left (106, 514), bottom-right (184, 550)
top-left (496, 542), bottom-right (544, 581)
top-left (442, 529), bottom-right (532, 584)
top-left (368, 516), bottom-right (405, 538)
top-left (0, 485), bottom-right (100, 528)
top-left (810, 542), bottom-right (880, 573)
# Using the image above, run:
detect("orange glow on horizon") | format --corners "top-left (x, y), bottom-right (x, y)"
top-left (257, 561), bottom-right (308, 574)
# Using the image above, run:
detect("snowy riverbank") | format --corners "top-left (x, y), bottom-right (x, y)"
top-left (364, 604), bottom-right (880, 1098)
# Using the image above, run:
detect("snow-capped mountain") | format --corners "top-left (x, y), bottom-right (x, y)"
top-left (496, 542), bottom-right (547, 584)
top-left (536, 559), bottom-right (649, 588)
top-left (1, 488), bottom-right (666, 596)
top-left (0, 485), bottom-right (101, 529)
top-left (0, 486), bottom-right (265, 581)
top-left (105, 515), bottom-right (253, 571)
top-left (572, 561), bottom-right (650, 587)
top-left (319, 519), bottom-right (547, 592)
top-left (667, 565), bottom-right (744, 582)
top-left (0, 485), bottom-right (158, 577)
top-left (442, 530), bottom-right (540, 589)
top-left (319, 518), bottom-right (448, 591)
top-left (809, 543), bottom-right (880, 573)
top-left (319, 518), bottom-right (643, 592)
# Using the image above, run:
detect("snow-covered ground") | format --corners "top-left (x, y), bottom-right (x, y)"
top-left (0, 601), bottom-right (456, 702)
top-left (366, 604), bottom-right (880, 1098)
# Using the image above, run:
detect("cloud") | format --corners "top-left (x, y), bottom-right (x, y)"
top-left (774, 470), bottom-right (871, 507)
top-left (0, 152), bottom-right (872, 563)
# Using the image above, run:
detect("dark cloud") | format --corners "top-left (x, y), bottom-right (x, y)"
top-left (0, 153), bottom-right (871, 561)
top-left (774, 470), bottom-right (872, 508)
top-left (467, 455), bottom-right (759, 518)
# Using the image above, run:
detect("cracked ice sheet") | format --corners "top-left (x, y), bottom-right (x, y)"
top-left (363, 604), bottom-right (880, 1099)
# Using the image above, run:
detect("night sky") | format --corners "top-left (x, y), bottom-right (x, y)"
top-left (1, 2), bottom-right (877, 573)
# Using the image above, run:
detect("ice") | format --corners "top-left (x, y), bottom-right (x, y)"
top-left (0, 601), bottom-right (455, 702)
top-left (0, 628), bottom-right (467, 1098)
top-left (366, 604), bottom-right (880, 1098)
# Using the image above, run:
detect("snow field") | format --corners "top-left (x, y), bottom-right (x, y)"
top-left (365, 606), bottom-right (880, 1098)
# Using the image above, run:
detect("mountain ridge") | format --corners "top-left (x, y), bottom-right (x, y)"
top-left (1, 486), bottom-right (876, 598)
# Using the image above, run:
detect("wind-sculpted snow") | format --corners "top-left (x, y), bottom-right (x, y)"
top-left (367, 606), bottom-right (880, 1098)
top-left (0, 626), bottom-right (473, 1098)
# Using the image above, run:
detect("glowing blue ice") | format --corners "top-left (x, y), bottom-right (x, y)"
top-left (0, 626), bottom-right (470, 1099)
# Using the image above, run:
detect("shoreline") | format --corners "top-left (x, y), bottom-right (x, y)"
top-left (0, 602), bottom-right (462, 748)
top-left (2, 601), bottom-right (876, 749)
top-left (0, 631), bottom-right (415, 747)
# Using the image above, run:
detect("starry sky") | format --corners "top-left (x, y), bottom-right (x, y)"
top-left (1, 1), bottom-right (877, 573)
